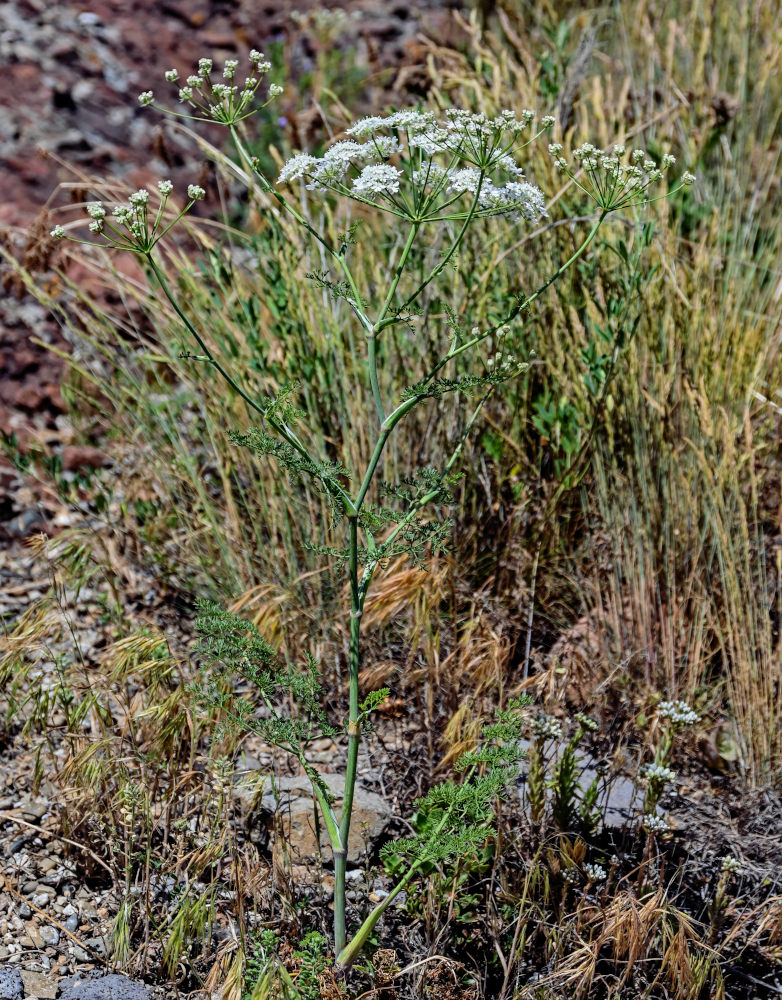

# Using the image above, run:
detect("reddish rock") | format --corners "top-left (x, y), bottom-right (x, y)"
top-left (61, 445), bottom-right (111, 471)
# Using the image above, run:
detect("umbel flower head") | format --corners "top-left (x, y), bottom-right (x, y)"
top-left (138, 50), bottom-right (282, 126)
top-left (277, 107), bottom-right (553, 224)
top-left (549, 141), bottom-right (695, 212)
top-left (50, 180), bottom-right (204, 254)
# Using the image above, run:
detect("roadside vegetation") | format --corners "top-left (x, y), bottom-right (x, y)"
top-left (1, 2), bottom-right (780, 998)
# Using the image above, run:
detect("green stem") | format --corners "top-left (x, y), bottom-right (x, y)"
top-left (376, 178), bottom-right (485, 334)
top-left (355, 395), bottom-right (421, 511)
top-left (333, 515), bottom-right (363, 955)
top-left (336, 779), bottom-right (463, 969)
top-left (423, 211), bottom-right (608, 383)
top-left (366, 329), bottom-right (385, 423)
top-left (375, 223), bottom-right (420, 328)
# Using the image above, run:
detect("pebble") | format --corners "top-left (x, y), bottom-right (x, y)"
top-left (64, 915), bottom-right (78, 932)
top-left (39, 926), bottom-right (59, 946)
top-left (20, 800), bottom-right (48, 822)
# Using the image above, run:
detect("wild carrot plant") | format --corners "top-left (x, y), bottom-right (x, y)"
top-left (50, 51), bottom-right (692, 968)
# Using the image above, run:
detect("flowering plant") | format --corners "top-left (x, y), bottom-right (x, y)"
top-left (50, 52), bottom-right (693, 969)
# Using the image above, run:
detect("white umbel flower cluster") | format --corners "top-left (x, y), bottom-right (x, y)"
top-left (278, 106), bottom-right (552, 222)
top-left (658, 699), bottom-right (700, 726)
top-left (353, 164), bottom-right (402, 197)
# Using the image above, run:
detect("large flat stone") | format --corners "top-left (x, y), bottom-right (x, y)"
top-left (234, 771), bottom-right (392, 863)
top-left (58, 974), bottom-right (150, 1000)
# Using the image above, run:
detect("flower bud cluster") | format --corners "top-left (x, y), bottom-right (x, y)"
top-left (530, 713), bottom-right (563, 740)
top-left (720, 855), bottom-right (741, 875)
top-left (574, 712), bottom-right (599, 732)
top-left (642, 813), bottom-right (669, 834)
top-left (139, 50), bottom-right (281, 126)
top-left (639, 762), bottom-right (676, 786)
top-left (584, 863), bottom-right (607, 882)
top-left (549, 140), bottom-right (694, 211)
top-left (50, 180), bottom-right (203, 252)
top-left (658, 699), bottom-right (700, 726)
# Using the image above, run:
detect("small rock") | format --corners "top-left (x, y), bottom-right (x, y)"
top-left (39, 926), bottom-right (59, 947)
top-left (83, 936), bottom-right (111, 958)
top-left (23, 922), bottom-right (43, 948)
top-left (0, 968), bottom-right (23, 1000)
top-left (64, 915), bottom-right (78, 933)
top-left (20, 970), bottom-right (57, 999)
top-left (20, 800), bottom-right (48, 822)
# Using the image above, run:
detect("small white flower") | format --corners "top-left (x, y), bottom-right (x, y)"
top-left (88, 219), bottom-right (103, 233)
top-left (198, 58), bottom-right (213, 77)
top-left (658, 700), bottom-right (700, 726)
top-left (682, 171), bottom-right (696, 185)
top-left (584, 863), bottom-right (607, 882)
top-left (187, 184), bottom-right (206, 201)
top-left (721, 855), bottom-right (741, 875)
top-left (639, 762), bottom-right (676, 785)
top-left (165, 69), bottom-right (179, 83)
top-left (86, 201), bottom-right (106, 219)
top-left (138, 91), bottom-right (154, 107)
top-left (369, 135), bottom-right (400, 158)
top-left (278, 153), bottom-right (317, 184)
top-left (249, 49), bottom-right (269, 69)
top-left (129, 189), bottom-right (149, 207)
top-left (186, 75), bottom-right (201, 88)
top-left (223, 59), bottom-right (239, 80)
top-left (268, 83), bottom-right (284, 97)
top-left (157, 179), bottom-right (173, 196)
top-left (408, 132), bottom-right (443, 155)
top-left (642, 813), bottom-right (669, 834)
top-left (179, 87), bottom-right (193, 102)
top-left (661, 153), bottom-right (675, 169)
top-left (352, 163), bottom-right (402, 197)
top-left (540, 115), bottom-right (555, 128)
top-left (447, 167), bottom-right (482, 195)
top-left (50, 225), bottom-right (66, 239)
top-left (346, 115), bottom-right (388, 137)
